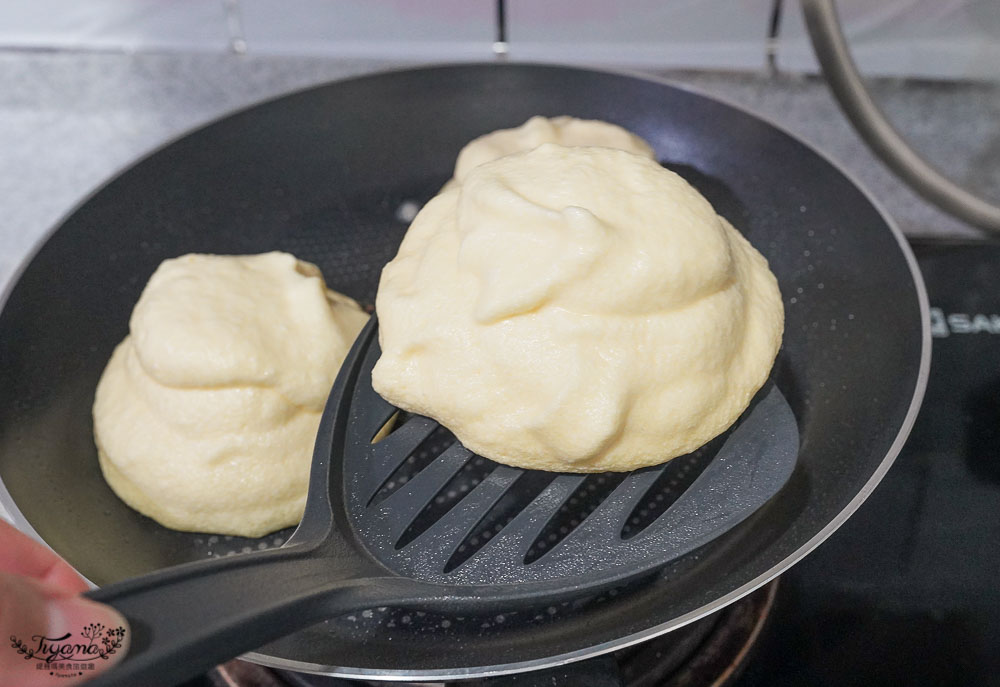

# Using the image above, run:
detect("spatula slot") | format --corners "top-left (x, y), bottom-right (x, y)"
top-left (444, 470), bottom-right (557, 573)
top-left (370, 410), bottom-right (400, 444)
top-left (523, 473), bottom-right (628, 565)
top-left (369, 422), bottom-right (455, 506)
top-left (619, 435), bottom-right (723, 540)
top-left (396, 451), bottom-right (495, 549)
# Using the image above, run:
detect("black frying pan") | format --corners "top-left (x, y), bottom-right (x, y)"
top-left (0, 64), bottom-right (928, 682)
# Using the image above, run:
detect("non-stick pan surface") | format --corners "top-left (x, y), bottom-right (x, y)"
top-left (0, 64), bottom-right (927, 680)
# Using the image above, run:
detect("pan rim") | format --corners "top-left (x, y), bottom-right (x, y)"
top-left (0, 60), bottom-right (931, 680)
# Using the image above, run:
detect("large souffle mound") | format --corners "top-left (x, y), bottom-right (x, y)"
top-left (373, 144), bottom-right (784, 473)
top-left (93, 252), bottom-right (368, 536)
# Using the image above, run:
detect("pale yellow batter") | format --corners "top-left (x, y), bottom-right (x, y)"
top-left (447, 115), bottom-right (656, 189)
top-left (373, 144), bottom-right (784, 473)
top-left (93, 252), bottom-right (368, 536)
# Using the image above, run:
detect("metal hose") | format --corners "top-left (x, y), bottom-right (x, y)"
top-left (802, 0), bottom-right (1000, 232)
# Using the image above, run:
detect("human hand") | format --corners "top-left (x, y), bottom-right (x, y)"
top-left (0, 519), bottom-right (129, 686)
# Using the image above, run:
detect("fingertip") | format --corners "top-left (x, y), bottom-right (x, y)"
top-left (40, 563), bottom-right (91, 597)
top-left (0, 576), bottom-right (130, 687)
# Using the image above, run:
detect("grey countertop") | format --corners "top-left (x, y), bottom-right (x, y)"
top-left (2, 50), bottom-right (999, 297)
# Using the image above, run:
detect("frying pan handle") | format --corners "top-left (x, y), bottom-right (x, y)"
top-left (80, 544), bottom-right (402, 687)
top-left (803, 0), bottom-right (1000, 232)
top-left (475, 654), bottom-right (623, 687)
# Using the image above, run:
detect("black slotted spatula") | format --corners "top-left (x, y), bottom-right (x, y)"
top-left (85, 317), bottom-right (798, 687)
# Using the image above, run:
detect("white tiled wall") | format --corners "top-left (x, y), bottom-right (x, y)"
top-left (0, 0), bottom-right (229, 52)
top-left (0, 0), bottom-right (996, 80)
top-left (237, 0), bottom-right (494, 59)
top-left (502, 0), bottom-right (770, 69)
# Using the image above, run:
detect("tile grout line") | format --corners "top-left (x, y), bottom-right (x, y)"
top-left (222, 0), bottom-right (247, 55)
top-left (766, 0), bottom-right (785, 75)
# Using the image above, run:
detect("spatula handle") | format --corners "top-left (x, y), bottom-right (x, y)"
top-left (81, 544), bottom-right (406, 687)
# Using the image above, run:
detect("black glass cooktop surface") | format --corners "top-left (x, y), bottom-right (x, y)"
top-left (735, 239), bottom-right (1000, 687)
